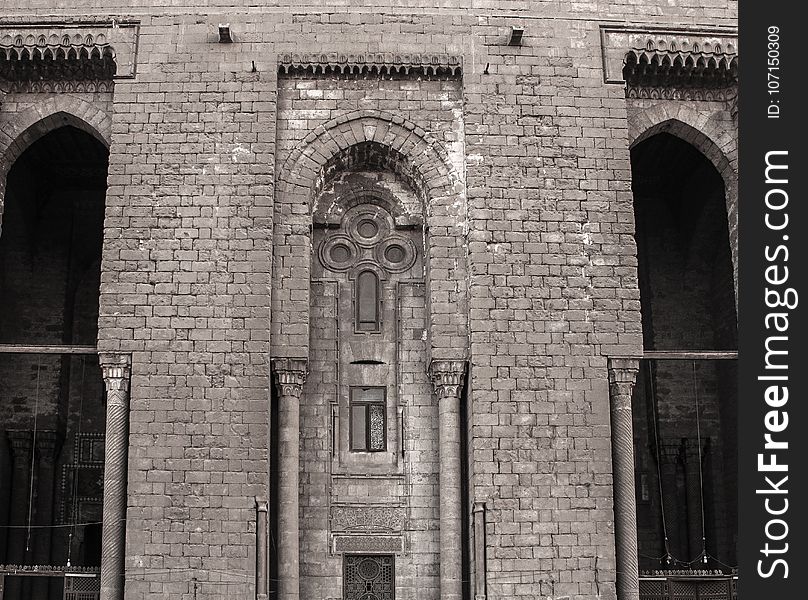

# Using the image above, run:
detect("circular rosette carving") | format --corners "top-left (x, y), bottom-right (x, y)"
top-left (346, 209), bottom-right (391, 248)
top-left (374, 235), bottom-right (417, 273)
top-left (319, 235), bottom-right (359, 272)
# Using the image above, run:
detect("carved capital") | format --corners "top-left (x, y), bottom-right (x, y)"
top-left (100, 353), bottom-right (132, 395)
top-left (659, 441), bottom-right (684, 467)
top-left (6, 430), bottom-right (32, 460)
top-left (430, 359), bottom-right (466, 399)
top-left (472, 500), bottom-right (487, 514)
top-left (607, 357), bottom-right (640, 406)
top-left (271, 357), bottom-right (308, 398)
top-left (35, 430), bottom-right (63, 462)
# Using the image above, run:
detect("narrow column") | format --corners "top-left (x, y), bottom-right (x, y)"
top-left (256, 498), bottom-right (268, 600)
top-left (472, 500), bottom-right (487, 600)
top-left (4, 430), bottom-right (32, 599)
top-left (430, 359), bottom-right (465, 600)
top-left (271, 358), bottom-right (307, 600)
top-left (99, 354), bottom-right (132, 600)
top-left (33, 431), bottom-right (61, 599)
top-left (684, 440), bottom-right (705, 563)
top-left (660, 442), bottom-right (684, 562)
top-left (607, 358), bottom-right (640, 600)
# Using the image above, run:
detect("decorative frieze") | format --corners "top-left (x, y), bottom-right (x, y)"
top-left (623, 44), bottom-right (737, 99)
top-left (333, 535), bottom-right (403, 554)
top-left (279, 52), bottom-right (462, 77)
top-left (600, 26), bottom-right (738, 91)
top-left (0, 21), bottom-right (139, 82)
top-left (331, 505), bottom-right (406, 532)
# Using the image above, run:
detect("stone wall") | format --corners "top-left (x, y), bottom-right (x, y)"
top-left (0, 2), bottom-right (738, 599)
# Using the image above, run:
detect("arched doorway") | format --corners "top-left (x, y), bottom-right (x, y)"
top-left (630, 131), bottom-right (738, 573)
top-left (0, 124), bottom-right (108, 599)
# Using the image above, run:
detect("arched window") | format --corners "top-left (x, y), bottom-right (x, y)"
top-left (355, 269), bottom-right (380, 332)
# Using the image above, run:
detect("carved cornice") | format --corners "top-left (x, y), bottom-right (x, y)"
top-left (626, 86), bottom-right (734, 102)
top-left (0, 22), bottom-right (139, 81)
top-left (1, 79), bottom-right (114, 93)
top-left (600, 26), bottom-right (737, 90)
top-left (271, 357), bottom-right (308, 398)
top-left (430, 359), bottom-right (466, 399)
top-left (623, 45), bottom-right (737, 98)
top-left (279, 52), bottom-right (462, 78)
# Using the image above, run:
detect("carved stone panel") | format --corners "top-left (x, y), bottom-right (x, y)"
top-left (331, 505), bottom-right (406, 532)
top-left (333, 535), bottom-right (403, 554)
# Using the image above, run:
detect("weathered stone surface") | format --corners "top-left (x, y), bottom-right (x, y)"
top-left (0, 2), bottom-right (738, 599)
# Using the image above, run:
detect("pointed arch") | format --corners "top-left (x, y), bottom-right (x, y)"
top-left (271, 109), bottom-right (467, 359)
top-left (0, 96), bottom-right (111, 232)
top-left (628, 106), bottom-right (738, 303)
top-left (275, 109), bottom-right (461, 217)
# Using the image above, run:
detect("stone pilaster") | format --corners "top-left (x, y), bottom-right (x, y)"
top-left (99, 353), bottom-right (131, 600)
top-left (256, 498), bottom-right (268, 600)
top-left (607, 358), bottom-right (640, 600)
top-left (271, 357), bottom-right (307, 600)
top-left (472, 500), bottom-right (487, 600)
top-left (430, 359), bottom-right (465, 600)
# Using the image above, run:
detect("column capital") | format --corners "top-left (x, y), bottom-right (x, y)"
top-left (430, 359), bottom-right (466, 399)
top-left (35, 430), bottom-right (63, 462)
top-left (660, 440), bottom-right (684, 466)
top-left (100, 353), bottom-right (132, 393)
top-left (271, 357), bottom-right (308, 398)
top-left (6, 429), bottom-right (32, 458)
top-left (607, 357), bottom-right (640, 384)
top-left (607, 357), bottom-right (640, 404)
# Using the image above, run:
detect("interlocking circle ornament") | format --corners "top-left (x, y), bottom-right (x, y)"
top-left (346, 209), bottom-right (391, 247)
top-left (357, 557), bottom-right (381, 580)
top-left (319, 235), bottom-right (359, 272)
top-left (374, 235), bottom-right (417, 273)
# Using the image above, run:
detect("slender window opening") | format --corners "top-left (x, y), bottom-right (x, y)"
top-left (356, 270), bottom-right (380, 332)
top-left (350, 387), bottom-right (386, 452)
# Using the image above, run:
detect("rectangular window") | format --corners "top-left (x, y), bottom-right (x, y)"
top-left (350, 387), bottom-right (386, 452)
top-left (344, 554), bottom-right (395, 600)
